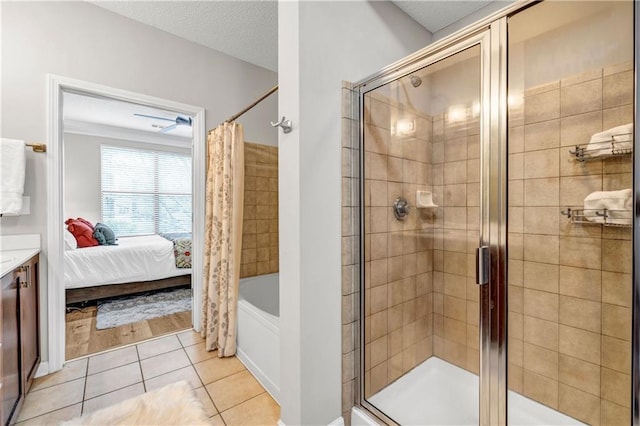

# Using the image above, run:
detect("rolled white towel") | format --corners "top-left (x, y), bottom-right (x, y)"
top-left (589, 123), bottom-right (633, 143)
top-left (583, 188), bottom-right (632, 225)
top-left (612, 130), bottom-right (633, 153)
top-left (0, 138), bottom-right (26, 215)
top-left (586, 123), bottom-right (633, 156)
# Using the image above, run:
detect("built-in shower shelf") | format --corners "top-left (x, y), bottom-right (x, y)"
top-left (561, 207), bottom-right (632, 227)
top-left (569, 134), bottom-right (632, 162)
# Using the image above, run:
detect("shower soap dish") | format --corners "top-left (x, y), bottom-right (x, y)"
top-left (416, 191), bottom-right (437, 208)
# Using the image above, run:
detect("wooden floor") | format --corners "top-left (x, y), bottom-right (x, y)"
top-left (65, 306), bottom-right (192, 360)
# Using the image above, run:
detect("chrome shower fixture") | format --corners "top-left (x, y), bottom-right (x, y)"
top-left (409, 75), bottom-right (422, 87)
top-left (393, 197), bottom-right (410, 220)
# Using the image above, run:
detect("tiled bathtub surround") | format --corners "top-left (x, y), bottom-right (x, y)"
top-left (241, 142), bottom-right (279, 278)
top-left (507, 61), bottom-right (633, 425)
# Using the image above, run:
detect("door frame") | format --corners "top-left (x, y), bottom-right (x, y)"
top-left (632, 2), bottom-right (640, 425)
top-left (46, 75), bottom-right (205, 373)
top-left (487, 17), bottom-right (507, 426)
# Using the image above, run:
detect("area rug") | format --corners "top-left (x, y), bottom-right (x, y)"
top-left (61, 381), bottom-right (212, 425)
top-left (96, 288), bottom-right (191, 330)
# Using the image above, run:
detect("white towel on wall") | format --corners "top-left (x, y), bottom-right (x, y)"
top-left (583, 188), bottom-right (632, 225)
top-left (0, 138), bottom-right (26, 215)
top-left (586, 123), bottom-right (633, 156)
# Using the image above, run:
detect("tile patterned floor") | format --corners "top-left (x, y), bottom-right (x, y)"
top-left (17, 331), bottom-right (280, 425)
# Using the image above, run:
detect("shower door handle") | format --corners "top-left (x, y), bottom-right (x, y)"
top-left (476, 246), bottom-right (489, 285)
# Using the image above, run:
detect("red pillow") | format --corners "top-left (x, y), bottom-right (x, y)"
top-left (76, 217), bottom-right (94, 230)
top-left (65, 218), bottom-right (99, 248)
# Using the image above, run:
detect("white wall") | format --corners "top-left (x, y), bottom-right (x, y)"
top-left (0, 1), bottom-right (277, 363)
top-left (433, 0), bottom-right (516, 41)
top-left (63, 133), bottom-right (191, 224)
top-left (278, 1), bottom-right (302, 423)
top-left (278, 2), bottom-right (432, 424)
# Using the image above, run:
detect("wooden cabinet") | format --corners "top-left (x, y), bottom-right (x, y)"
top-left (1, 271), bottom-right (19, 426)
top-left (18, 256), bottom-right (39, 393)
top-left (1, 254), bottom-right (40, 426)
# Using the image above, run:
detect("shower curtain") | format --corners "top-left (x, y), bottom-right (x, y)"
top-left (202, 121), bottom-right (245, 357)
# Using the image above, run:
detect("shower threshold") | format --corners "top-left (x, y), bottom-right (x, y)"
top-left (368, 357), bottom-right (585, 425)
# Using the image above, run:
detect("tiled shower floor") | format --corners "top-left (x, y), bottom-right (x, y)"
top-left (369, 357), bottom-right (585, 426)
top-left (16, 331), bottom-right (279, 425)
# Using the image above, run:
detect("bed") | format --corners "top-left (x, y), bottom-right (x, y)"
top-left (64, 234), bottom-right (191, 303)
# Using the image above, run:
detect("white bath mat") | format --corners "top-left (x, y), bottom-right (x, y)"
top-left (61, 381), bottom-right (212, 425)
top-left (96, 288), bottom-right (191, 330)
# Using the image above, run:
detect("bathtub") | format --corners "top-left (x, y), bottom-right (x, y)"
top-left (237, 273), bottom-right (280, 401)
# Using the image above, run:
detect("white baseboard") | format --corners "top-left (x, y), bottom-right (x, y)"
top-left (277, 415), bottom-right (344, 426)
top-left (34, 361), bottom-right (49, 378)
top-left (328, 415), bottom-right (345, 426)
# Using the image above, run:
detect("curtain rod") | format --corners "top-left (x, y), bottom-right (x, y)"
top-left (209, 85), bottom-right (279, 134)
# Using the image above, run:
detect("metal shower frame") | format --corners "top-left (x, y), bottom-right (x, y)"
top-left (351, 1), bottom-right (639, 424)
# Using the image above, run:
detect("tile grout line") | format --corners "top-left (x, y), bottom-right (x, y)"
top-left (139, 334), bottom-right (225, 418)
top-left (81, 358), bottom-right (90, 415)
top-left (23, 333), bottom-right (196, 422)
top-left (16, 401), bottom-right (83, 424)
top-left (82, 380), bottom-right (145, 407)
top-left (185, 340), bottom-right (225, 417)
top-left (27, 331), bottom-right (273, 424)
top-left (202, 385), bottom-right (225, 422)
top-left (135, 344), bottom-right (147, 393)
top-left (83, 357), bottom-right (147, 404)
top-left (17, 362), bottom-right (90, 421)
top-left (66, 326), bottom-right (193, 363)
top-left (219, 391), bottom-right (269, 419)
top-left (86, 359), bottom-right (139, 379)
top-left (180, 334), bottom-right (274, 421)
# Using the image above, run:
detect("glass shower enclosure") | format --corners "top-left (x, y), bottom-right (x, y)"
top-left (354, 1), bottom-right (636, 425)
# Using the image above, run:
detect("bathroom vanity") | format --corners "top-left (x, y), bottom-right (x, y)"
top-left (1, 237), bottom-right (40, 425)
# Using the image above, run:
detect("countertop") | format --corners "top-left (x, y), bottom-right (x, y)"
top-left (1, 249), bottom-right (40, 278)
top-left (0, 234), bottom-right (41, 277)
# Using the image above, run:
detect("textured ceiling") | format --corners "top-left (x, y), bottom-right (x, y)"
top-left (91, 1), bottom-right (499, 73)
top-left (392, 0), bottom-right (495, 33)
top-left (64, 92), bottom-right (192, 140)
top-left (91, 0), bottom-right (278, 71)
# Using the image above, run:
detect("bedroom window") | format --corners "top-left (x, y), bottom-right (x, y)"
top-left (101, 145), bottom-right (192, 236)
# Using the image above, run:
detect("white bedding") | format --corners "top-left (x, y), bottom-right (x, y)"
top-left (64, 235), bottom-right (191, 289)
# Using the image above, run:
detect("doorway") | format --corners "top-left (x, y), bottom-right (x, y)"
top-left (47, 75), bottom-right (205, 372)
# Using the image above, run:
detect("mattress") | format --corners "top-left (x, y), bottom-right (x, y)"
top-left (64, 235), bottom-right (191, 289)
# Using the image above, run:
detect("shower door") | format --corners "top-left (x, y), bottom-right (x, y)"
top-left (359, 27), bottom-right (503, 425)
top-left (505, 2), bottom-right (635, 425)
top-left (357, 1), bottom-right (637, 424)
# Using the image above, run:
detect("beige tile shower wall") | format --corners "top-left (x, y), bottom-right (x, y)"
top-left (507, 62), bottom-right (633, 426)
top-left (431, 111), bottom-right (481, 375)
top-left (241, 142), bottom-right (279, 278)
top-left (341, 81), bottom-right (360, 426)
top-left (362, 92), bottom-right (434, 399)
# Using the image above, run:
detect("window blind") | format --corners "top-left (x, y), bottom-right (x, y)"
top-left (101, 145), bottom-right (192, 236)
